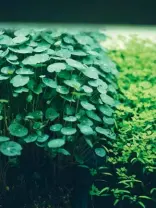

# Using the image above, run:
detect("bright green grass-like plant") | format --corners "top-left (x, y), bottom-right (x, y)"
top-left (90, 36), bottom-right (156, 208)
top-left (0, 29), bottom-right (118, 163)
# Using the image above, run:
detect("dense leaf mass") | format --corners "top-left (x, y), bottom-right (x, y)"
top-left (0, 29), bottom-right (117, 159)
top-left (91, 36), bottom-right (156, 208)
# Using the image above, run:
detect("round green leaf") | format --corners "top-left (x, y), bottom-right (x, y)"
top-left (10, 75), bottom-right (29, 87)
top-left (47, 63), bottom-right (66, 73)
top-left (82, 85), bottom-right (93, 93)
top-left (98, 105), bottom-right (114, 117)
top-left (61, 95), bottom-right (75, 102)
top-left (63, 36), bottom-right (75, 44)
top-left (48, 139), bottom-right (65, 148)
top-left (79, 116), bottom-right (93, 126)
top-left (23, 134), bottom-right (38, 143)
top-left (100, 94), bottom-right (115, 106)
top-left (66, 58), bottom-right (86, 70)
top-left (55, 49), bottom-right (71, 58)
top-left (42, 77), bottom-right (57, 88)
top-left (95, 148), bottom-right (106, 157)
top-left (64, 79), bottom-right (81, 90)
top-left (0, 35), bottom-right (13, 45)
top-left (0, 141), bottom-right (22, 156)
top-left (34, 43), bottom-right (50, 53)
top-left (61, 127), bottom-right (77, 135)
top-left (1, 66), bottom-right (15, 75)
top-left (86, 110), bottom-right (102, 122)
top-left (7, 59), bottom-right (19, 65)
top-left (12, 36), bottom-right (29, 45)
top-left (103, 117), bottom-right (115, 125)
top-left (9, 46), bottom-right (33, 54)
top-left (14, 28), bottom-right (30, 37)
top-left (95, 127), bottom-right (116, 139)
top-left (81, 100), bottom-right (96, 111)
top-left (22, 54), bottom-right (49, 65)
top-left (63, 116), bottom-right (77, 122)
top-left (56, 85), bottom-right (69, 94)
top-left (7, 53), bottom-right (18, 61)
top-left (50, 124), bottom-right (62, 132)
top-left (37, 134), bottom-right (49, 143)
top-left (0, 136), bottom-right (10, 142)
top-left (0, 75), bottom-right (9, 80)
top-left (83, 67), bottom-right (99, 79)
top-left (78, 124), bottom-right (94, 135)
top-left (9, 123), bottom-right (28, 137)
top-left (71, 50), bottom-right (86, 56)
top-left (88, 80), bottom-right (99, 87)
top-left (74, 35), bottom-right (94, 45)
top-left (16, 67), bottom-right (34, 75)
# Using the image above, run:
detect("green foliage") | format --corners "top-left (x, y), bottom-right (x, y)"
top-left (0, 29), bottom-right (117, 162)
top-left (91, 36), bottom-right (156, 207)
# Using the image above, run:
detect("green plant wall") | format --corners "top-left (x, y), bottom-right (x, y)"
top-left (0, 29), bottom-right (118, 165)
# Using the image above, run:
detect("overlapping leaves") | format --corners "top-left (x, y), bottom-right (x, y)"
top-left (0, 29), bottom-right (117, 159)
